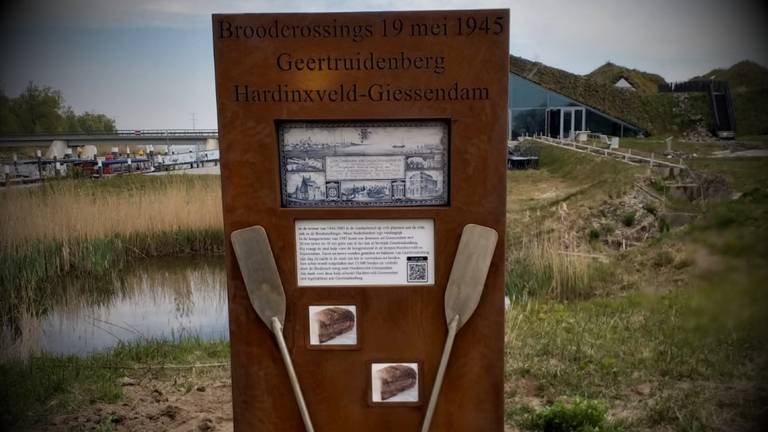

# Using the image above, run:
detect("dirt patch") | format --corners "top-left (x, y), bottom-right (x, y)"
top-left (506, 376), bottom-right (547, 413)
top-left (586, 185), bottom-right (663, 249)
top-left (42, 371), bottom-right (233, 432)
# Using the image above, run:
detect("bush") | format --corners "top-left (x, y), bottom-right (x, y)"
top-left (588, 228), bottom-right (601, 241)
top-left (621, 212), bottom-right (636, 227)
top-left (524, 398), bottom-right (622, 432)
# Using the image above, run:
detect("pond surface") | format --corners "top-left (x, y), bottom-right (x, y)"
top-left (6, 256), bottom-right (228, 357)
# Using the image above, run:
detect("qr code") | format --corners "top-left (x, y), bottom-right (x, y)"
top-left (407, 257), bottom-right (428, 283)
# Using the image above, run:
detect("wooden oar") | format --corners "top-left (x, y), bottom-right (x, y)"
top-left (420, 224), bottom-right (498, 432)
top-left (231, 225), bottom-right (315, 432)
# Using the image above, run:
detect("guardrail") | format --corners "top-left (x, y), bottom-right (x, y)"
top-left (524, 135), bottom-right (687, 170)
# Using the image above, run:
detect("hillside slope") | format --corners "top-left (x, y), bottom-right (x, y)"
top-left (692, 60), bottom-right (768, 92)
top-left (692, 61), bottom-right (768, 135)
top-left (586, 62), bottom-right (666, 95)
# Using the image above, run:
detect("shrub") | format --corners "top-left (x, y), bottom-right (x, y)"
top-left (588, 228), bottom-right (601, 241)
top-left (621, 212), bottom-right (636, 227)
top-left (523, 398), bottom-right (621, 432)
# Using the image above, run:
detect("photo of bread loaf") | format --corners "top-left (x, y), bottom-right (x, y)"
top-left (309, 305), bottom-right (357, 345)
top-left (371, 363), bottom-right (419, 403)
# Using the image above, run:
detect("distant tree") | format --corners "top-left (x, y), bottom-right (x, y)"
top-left (76, 111), bottom-right (115, 133)
top-left (10, 83), bottom-right (64, 133)
top-left (61, 106), bottom-right (81, 132)
top-left (0, 90), bottom-right (20, 133)
top-left (0, 83), bottom-right (116, 134)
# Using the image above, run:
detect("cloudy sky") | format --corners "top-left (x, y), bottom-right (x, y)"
top-left (1, 0), bottom-right (766, 129)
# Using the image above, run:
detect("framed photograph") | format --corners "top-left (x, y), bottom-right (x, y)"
top-left (308, 305), bottom-right (358, 349)
top-left (278, 120), bottom-right (449, 208)
top-left (369, 362), bottom-right (421, 406)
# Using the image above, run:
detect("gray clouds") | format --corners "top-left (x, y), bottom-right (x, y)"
top-left (1, 0), bottom-right (766, 128)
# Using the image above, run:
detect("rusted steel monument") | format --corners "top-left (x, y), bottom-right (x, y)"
top-left (214, 9), bottom-right (509, 431)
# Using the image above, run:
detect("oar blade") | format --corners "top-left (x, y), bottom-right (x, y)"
top-left (231, 225), bottom-right (286, 328)
top-left (444, 224), bottom-right (498, 329)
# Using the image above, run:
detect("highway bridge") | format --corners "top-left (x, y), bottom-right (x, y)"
top-left (0, 129), bottom-right (219, 148)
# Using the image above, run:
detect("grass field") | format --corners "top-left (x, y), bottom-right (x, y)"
top-left (505, 268), bottom-right (767, 430)
top-left (617, 138), bottom-right (723, 157)
top-left (617, 137), bottom-right (768, 158)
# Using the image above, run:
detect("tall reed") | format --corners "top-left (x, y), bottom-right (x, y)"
top-left (0, 175), bottom-right (225, 326)
top-left (506, 230), bottom-right (613, 301)
top-left (0, 175), bottom-right (222, 244)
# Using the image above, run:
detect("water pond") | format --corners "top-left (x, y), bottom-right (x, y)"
top-left (2, 256), bottom-right (228, 358)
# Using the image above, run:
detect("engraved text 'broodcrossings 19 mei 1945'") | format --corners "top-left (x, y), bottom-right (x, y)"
top-left (216, 14), bottom-right (505, 104)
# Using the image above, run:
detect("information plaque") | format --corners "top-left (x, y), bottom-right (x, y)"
top-left (214, 9), bottom-right (508, 431)
top-left (296, 219), bottom-right (435, 286)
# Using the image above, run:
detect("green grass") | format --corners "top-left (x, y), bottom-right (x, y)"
top-left (733, 89), bottom-right (768, 136)
top-left (688, 157), bottom-right (768, 192)
top-left (505, 144), bottom-right (768, 430)
top-left (0, 338), bottom-right (230, 431)
top-left (618, 138), bottom-right (725, 156)
top-left (533, 144), bottom-right (644, 190)
top-left (505, 265), bottom-right (767, 430)
top-left (523, 398), bottom-right (624, 432)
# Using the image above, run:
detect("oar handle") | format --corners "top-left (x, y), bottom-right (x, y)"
top-left (420, 315), bottom-right (460, 432)
top-left (271, 317), bottom-right (315, 432)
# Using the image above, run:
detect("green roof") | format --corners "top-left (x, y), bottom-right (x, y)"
top-left (509, 55), bottom-right (649, 131)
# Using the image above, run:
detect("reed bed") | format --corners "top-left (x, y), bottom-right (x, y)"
top-left (0, 175), bottom-right (222, 244)
top-left (0, 175), bottom-right (225, 326)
